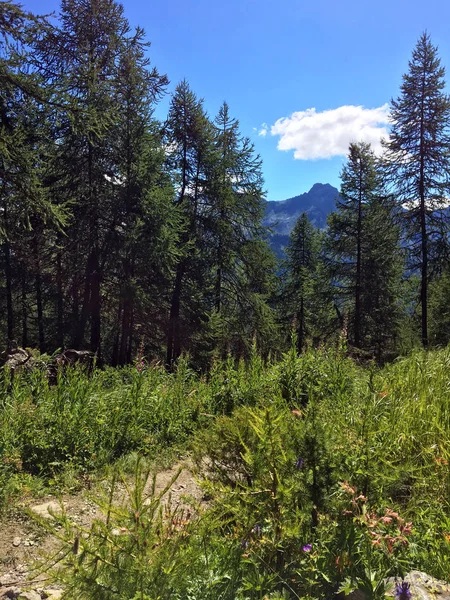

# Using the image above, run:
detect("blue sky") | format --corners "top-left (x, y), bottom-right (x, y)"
top-left (24, 0), bottom-right (450, 200)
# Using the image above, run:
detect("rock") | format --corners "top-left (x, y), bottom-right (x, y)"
top-left (397, 571), bottom-right (450, 599)
top-left (42, 589), bottom-right (63, 599)
top-left (12, 537), bottom-right (21, 547)
top-left (346, 571), bottom-right (450, 600)
top-left (15, 564), bottom-right (27, 574)
top-left (17, 592), bottom-right (41, 600)
top-left (29, 501), bottom-right (63, 520)
top-left (48, 349), bottom-right (95, 384)
top-left (1, 587), bottom-right (21, 599)
top-left (0, 574), bottom-right (16, 586)
top-left (1, 347), bottom-right (30, 370)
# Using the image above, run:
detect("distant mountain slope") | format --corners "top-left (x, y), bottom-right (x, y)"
top-left (263, 183), bottom-right (339, 258)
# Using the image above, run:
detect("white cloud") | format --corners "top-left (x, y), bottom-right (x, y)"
top-left (402, 198), bottom-right (450, 210)
top-left (104, 173), bottom-right (125, 186)
top-left (270, 104), bottom-right (390, 160)
top-left (258, 123), bottom-right (269, 137)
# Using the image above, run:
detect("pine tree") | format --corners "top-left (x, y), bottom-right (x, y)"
top-left (38, 0), bottom-right (134, 358)
top-left (282, 214), bottom-right (334, 352)
top-left (383, 32), bottom-right (450, 347)
top-left (207, 102), bottom-right (275, 357)
top-left (327, 142), bottom-right (403, 355)
top-left (107, 28), bottom-right (173, 365)
top-left (429, 270), bottom-right (450, 346)
top-left (164, 80), bottom-right (215, 367)
top-left (0, 2), bottom-right (65, 347)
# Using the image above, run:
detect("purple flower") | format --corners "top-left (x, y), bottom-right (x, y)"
top-left (252, 524), bottom-right (262, 536)
top-left (295, 457), bottom-right (304, 470)
top-left (302, 543), bottom-right (312, 552)
top-left (395, 581), bottom-right (411, 600)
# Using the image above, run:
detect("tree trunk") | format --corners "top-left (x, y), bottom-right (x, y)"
top-left (4, 239), bottom-right (14, 342)
top-left (354, 163), bottom-right (363, 349)
top-left (420, 195), bottom-right (428, 347)
top-left (73, 252), bottom-right (93, 348)
top-left (56, 250), bottom-right (64, 349)
top-left (21, 272), bottom-right (28, 348)
top-left (126, 307), bottom-right (134, 364)
top-left (166, 263), bottom-right (184, 368)
top-left (419, 71), bottom-right (428, 348)
top-left (119, 294), bottom-right (131, 365)
top-left (34, 234), bottom-right (45, 354)
top-left (89, 245), bottom-right (101, 359)
top-left (111, 301), bottom-right (122, 367)
top-left (297, 296), bottom-right (305, 354)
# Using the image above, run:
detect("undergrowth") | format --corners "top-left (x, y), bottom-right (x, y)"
top-left (2, 342), bottom-right (450, 597)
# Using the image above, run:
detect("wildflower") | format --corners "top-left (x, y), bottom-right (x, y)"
top-left (252, 524), bottom-right (262, 536)
top-left (395, 581), bottom-right (411, 600)
top-left (400, 522), bottom-right (412, 536)
top-left (241, 539), bottom-right (249, 550)
top-left (340, 481), bottom-right (356, 495)
top-left (386, 536), bottom-right (395, 553)
top-left (295, 457), bottom-right (304, 470)
top-left (302, 543), bottom-right (312, 552)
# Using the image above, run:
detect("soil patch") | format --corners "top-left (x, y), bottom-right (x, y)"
top-left (0, 460), bottom-right (202, 599)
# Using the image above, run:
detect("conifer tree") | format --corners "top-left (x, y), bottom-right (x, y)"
top-left (282, 214), bottom-right (334, 352)
top-left (0, 2), bottom-right (64, 346)
top-left (107, 29), bottom-right (173, 364)
top-left (164, 80), bottom-right (215, 367)
top-left (383, 32), bottom-right (450, 347)
top-left (207, 102), bottom-right (275, 357)
top-left (39, 0), bottom-right (134, 358)
top-left (327, 142), bottom-right (403, 355)
top-left (429, 270), bottom-right (450, 346)
top-left (210, 103), bottom-right (265, 313)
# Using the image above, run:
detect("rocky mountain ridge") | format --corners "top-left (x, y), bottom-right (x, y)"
top-left (263, 182), bottom-right (339, 258)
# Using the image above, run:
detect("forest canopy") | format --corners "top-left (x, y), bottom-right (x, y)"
top-left (1, 1), bottom-right (450, 366)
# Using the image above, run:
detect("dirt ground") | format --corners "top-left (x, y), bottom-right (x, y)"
top-left (0, 461), bottom-right (203, 599)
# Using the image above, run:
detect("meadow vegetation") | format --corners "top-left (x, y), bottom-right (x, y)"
top-left (1, 340), bottom-right (449, 599)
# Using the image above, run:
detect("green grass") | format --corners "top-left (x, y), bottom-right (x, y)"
top-left (2, 344), bottom-right (450, 598)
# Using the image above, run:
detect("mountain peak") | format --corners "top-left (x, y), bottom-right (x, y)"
top-left (264, 183), bottom-right (340, 257)
top-left (309, 182), bottom-right (334, 192)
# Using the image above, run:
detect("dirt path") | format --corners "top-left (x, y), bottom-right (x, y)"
top-left (0, 461), bottom-right (202, 599)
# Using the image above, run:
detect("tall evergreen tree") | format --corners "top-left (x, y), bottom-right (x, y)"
top-left (429, 269), bottom-right (450, 346)
top-left (383, 32), bottom-right (450, 347)
top-left (207, 102), bottom-right (275, 357)
top-left (107, 29), bottom-right (173, 365)
top-left (327, 142), bottom-right (403, 355)
top-left (0, 2), bottom-right (65, 347)
top-left (39, 0), bottom-right (134, 358)
top-left (164, 80), bottom-right (215, 367)
top-left (281, 213), bottom-right (334, 352)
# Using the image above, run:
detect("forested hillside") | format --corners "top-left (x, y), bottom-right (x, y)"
top-left (2, 0), bottom-right (450, 365)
